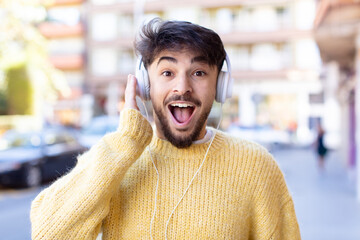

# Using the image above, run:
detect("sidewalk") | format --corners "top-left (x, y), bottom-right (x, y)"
top-left (272, 147), bottom-right (360, 240)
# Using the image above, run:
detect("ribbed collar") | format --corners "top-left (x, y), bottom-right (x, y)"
top-left (149, 128), bottom-right (226, 159)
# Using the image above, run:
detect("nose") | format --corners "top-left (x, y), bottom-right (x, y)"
top-left (172, 73), bottom-right (192, 95)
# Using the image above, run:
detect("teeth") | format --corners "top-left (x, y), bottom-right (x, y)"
top-left (170, 103), bottom-right (194, 108)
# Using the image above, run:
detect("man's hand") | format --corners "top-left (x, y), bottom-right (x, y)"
top-left (124, 74), bottom-right (139, 111)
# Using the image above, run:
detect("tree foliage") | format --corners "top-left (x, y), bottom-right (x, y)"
top-left (0, 0), bottom-right (70, 115)
top-left (6, 63), bottom-right (34, 115)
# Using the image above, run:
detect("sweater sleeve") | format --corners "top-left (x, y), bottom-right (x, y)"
top-left (249, 149), bottom-right (301, 240)
top-left (270, 198), bottom-right (301, 240)
top-left (30, 109), bottom-right (153, 240)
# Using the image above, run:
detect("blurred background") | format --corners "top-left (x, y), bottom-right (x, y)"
top-left (0, 0), bottom-right (360, 239)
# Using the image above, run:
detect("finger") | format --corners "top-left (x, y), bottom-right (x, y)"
top-left (125, 74), bottom-right (136, 100)
top-left (124, 74), bottom-right (139, 110)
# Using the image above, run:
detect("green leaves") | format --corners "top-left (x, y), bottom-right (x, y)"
top-left (0, 0), bottom-right (69, 116)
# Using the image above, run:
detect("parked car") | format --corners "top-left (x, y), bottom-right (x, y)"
top-left (227, 124), bottom-right (291, 150)
top-left (0, 127), bottom-right (86, 188)
top-left (79, 115), bottom-right (119, 149)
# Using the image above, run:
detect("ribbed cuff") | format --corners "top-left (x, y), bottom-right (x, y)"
top-left (103, 108), bottom-right (153, 153)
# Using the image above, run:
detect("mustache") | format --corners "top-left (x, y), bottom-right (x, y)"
top-left (164, 93), bottom-right (201, 107)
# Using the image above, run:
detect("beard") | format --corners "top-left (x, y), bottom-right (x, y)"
top-left (153, 94), bottom-right (212, 148)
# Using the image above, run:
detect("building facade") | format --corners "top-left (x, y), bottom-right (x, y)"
top-left (84, 0), bottom-right (325, 146)
top-left (314, 0), bottom-right (360, 200)
top-left (39, 0), bottom-right (91, 127)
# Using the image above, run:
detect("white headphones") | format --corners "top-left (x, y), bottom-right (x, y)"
top-left (135, 53), bottom-right (233, 103)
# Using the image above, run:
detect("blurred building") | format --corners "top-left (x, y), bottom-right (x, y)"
top-left (39, 0), bottom-right (93, 127)
top-left (314, 0), bottom-right (360, 200)
top-left (83, 0), bottom-right (324, 145)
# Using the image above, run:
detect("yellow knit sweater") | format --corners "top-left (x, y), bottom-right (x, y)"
top-left (31, 109), bottom-right (300, 240)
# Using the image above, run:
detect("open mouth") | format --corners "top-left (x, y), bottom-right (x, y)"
top-left (169, 102), bottom-right (195, 124)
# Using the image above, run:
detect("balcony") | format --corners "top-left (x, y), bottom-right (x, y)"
top-left (38, 22), bottom-right (83, 39)
top-left (42, 0), bottom-right (84, 7)
top-left (314, 0), bottom-right (360, 68)
top-left (86, 28), bottom-right (312, 49)
top-left (221, 29), bottom-right (312, 44)
top-left (50, 54), bottom-right (84, 70)
top-left (87, 38), bottom-right (134, 49)
top-left (86, 0), bottom-right (293, 14)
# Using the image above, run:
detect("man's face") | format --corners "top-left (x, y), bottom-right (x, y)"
top-left (147, 49), bottom-right (218, 148)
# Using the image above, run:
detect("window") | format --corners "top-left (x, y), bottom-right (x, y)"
top-left (90, 14), bottom-right (118, 41)
top-left (91, 49), bottom-right (118, 76)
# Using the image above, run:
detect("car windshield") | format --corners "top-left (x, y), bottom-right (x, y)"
top-left (0, 131), bottom-right (42, 150)
top-left (82, 116), bottom-right (119, 135)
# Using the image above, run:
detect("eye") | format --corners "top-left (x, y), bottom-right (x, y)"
top-left (194, 71), bottom-right (206, 77)
top-left (162, 71), bottom-right (172, 77)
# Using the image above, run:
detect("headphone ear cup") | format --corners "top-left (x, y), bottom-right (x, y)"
top-left (135, 58), bottom-right (151, 101)
top-left (216, 71), bottom-right (228, 103)
top-left (216, 53), bottom-right (233, 103)
top-left (142, 69), bottom-right (151, 101)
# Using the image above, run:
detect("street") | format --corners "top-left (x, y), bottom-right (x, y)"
top-left (0, 186), bottom-right (44, 239)
top-left (272, 147), bottom-right (360, 240)
top-left (0, 147), bottom-right (359, 239)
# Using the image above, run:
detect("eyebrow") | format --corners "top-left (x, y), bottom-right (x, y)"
top-left (157, 56), bottom-right (177, 66)
top-left (191, 56), bottom-right (208, 64)
top-left (157, 55), bottom-right (208, 66)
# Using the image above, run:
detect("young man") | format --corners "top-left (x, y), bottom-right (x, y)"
top-left (31, 19), bottom-right (301, 239)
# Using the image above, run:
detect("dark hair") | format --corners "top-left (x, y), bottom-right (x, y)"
top-left (134, 18), bottom-right (226, 72)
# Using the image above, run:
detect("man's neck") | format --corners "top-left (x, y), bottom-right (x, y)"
top-left (154, 128), bottom-right (213, 145)
top-left (193, 129), bottom-right (213, 144)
